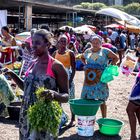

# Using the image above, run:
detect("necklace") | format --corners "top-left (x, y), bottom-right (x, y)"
top-left (91, 53), bottom-right (99, 61)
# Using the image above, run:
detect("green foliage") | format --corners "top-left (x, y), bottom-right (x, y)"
top-left (110, 5), bottom-right (124, 11)
top-left (124, 0), bottom-right (140, 5)
top-left (90, 3), bottom-right (107, 10)
top-left (27, 87), bottom-right (62, 137)
top-left (73, 2), bottom-right (106, 10)
top-left (124, 3), bottom-right (140, 15)
top-left (81, 2), bottom-right (91, 9)
top-left (73, 2), bottom-right (140, 16)
top-left (73, 5), bottom-right (83, 9)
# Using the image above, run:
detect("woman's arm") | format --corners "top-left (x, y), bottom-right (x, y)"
top-left (52, 61), bottom-right (69, 103)
top-left (108, 49), bottom-right (119, 65)
top-left (69, 51), bottom-right (76, 86)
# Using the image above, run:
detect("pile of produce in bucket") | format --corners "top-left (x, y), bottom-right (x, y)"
top-left (27, 87), bottom-right (62, 137)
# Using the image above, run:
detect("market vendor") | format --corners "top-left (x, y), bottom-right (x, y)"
top-left (0, 26), bottom-right (17, 64)
top-left (6, 29), bottom-right (69, 139)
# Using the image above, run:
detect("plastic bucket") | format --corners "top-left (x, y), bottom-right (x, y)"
top-left (69, 99), bottom-right (103, 116)
top-left (77, 115), bottom-right (96, 137)
top-left (96, 118), bottom-right (124, 136)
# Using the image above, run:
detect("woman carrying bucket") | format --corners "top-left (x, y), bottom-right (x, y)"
top-left (81, 34), bottom-right (118, 118)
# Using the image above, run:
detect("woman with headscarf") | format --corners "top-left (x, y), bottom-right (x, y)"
top-left (81, 34), bottom-right (118, 118)
top-left (53, 34), bottom-right (76, 127)
top-left (6, 29), bottom-right (69, 139)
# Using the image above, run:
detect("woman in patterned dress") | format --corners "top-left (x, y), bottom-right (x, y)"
top-left (6, 29), bottom-right (69, 140)
top-left (81, 34), bottom-right (118, 118)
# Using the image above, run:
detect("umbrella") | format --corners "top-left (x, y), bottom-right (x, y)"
top-left (96, 8), bottom-right (140, 27)
top-left (15, 32), bottom-right (31, 42)
top-left (96, 8), bottom-right (129, 21)
top-left (82, 25), bottom-right (96, 31)
top-left (59, 26), bottom-right (74, 31)
top-left (126, 14), bottom-right (140, 27)
top-left (116, 20), bottom-right (140, 34)
top-left (74, 26), bottom-right (94, 35)
top-left (105, 24), bottom-right (125, 29)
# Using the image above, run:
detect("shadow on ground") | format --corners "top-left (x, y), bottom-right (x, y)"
top-left (59, 130), bottom-right (122, 140)
top-left (0, 116), bottom-right (19, 128)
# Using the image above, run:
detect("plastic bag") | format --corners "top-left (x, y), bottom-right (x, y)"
top-left (120, 53), bottom-right (137, 76)
top-left (0, 75), bottom-right (15, 106)
top-left (100, 65), bottom-right (119, 83)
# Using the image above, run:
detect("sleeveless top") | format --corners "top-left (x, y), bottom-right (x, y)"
top-left (19, 56), bottom-right (57, 140)
top-left (81, 48), bottom-right (110, 101)
top-left (0, 36), bottom-right (16, 63)
top-left (55, 50), bottom-right (71, 69)
top-left (2, 36), bottom-right (14, 47)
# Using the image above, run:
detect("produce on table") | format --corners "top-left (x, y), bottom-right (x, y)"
top-left (27, 87), bottom-right (62, 137)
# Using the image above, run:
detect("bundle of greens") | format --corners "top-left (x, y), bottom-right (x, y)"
top-left (27, 87), bottom-right (62, 137)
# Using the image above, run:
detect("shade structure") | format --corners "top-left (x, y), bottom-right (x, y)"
top-left (116, 20), bottom-right (140, 34)
top-left (59, 25), bottom-right (74, 31)
top-left (126, 14), bottom-right (140, 27)
top-left (126, 25), bottom-right (140, 34)
top-left (15, 32), bottom-right (31, 42)
top-left (96, 8), bottom-right (129, 21)
top-left (82, 25), bottom-right (96, 31)
top-left (105, 24), bottom-right (125, 29)
top-left (74, 25), bottom-right (94, 34)
top-left (96, 8), bottom-right (140, 27)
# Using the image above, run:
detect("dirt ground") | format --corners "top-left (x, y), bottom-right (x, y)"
top-left (0, 71), bottom-right (140, 140)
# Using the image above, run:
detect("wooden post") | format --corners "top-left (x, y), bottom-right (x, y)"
top-left (24, 3), bottom-right (32, 31)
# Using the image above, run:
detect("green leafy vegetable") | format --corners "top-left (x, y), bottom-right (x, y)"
top-left (27, 87), bottom-right (62, 137)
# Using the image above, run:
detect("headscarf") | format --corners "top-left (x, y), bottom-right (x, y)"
top-left (90, 34), bottom-right (102, 44)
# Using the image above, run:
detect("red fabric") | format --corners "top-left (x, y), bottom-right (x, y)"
top-left (0, 48), bottom-right (16, 63)
top-left (65, 32), bottom-right (70, 44)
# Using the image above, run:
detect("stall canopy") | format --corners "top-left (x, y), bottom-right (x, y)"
top-left (116, 20), bottom-right (140, 34)
top-left (105, 24), bottom-right (125, 29)
top-left (96, 8), bottom-right (140, 27)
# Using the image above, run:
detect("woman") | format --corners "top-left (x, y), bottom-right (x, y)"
top-left (0, 26), bottom-right (17, 63)
top-left (53, 34), bottom-right (76, 127)
top-left (126, 69), bottom-right (140, 140)
top-left (6, 29), bottom-right (69, 140)
top-left (126, 45), bottom-right (140, 140)
top-left (81, 34), bottom-right (118, 118)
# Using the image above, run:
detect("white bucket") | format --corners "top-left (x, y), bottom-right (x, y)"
top-left (77, 115), bottom-right (96, 137)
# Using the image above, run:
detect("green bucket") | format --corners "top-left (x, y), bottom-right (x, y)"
top-left (96, 118), bottom-right (124, 136)
top-left (69, 99), bottom-right (103, 116)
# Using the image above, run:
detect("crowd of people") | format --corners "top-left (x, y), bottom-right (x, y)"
top-left (0, 24), bottom-right (139, 140)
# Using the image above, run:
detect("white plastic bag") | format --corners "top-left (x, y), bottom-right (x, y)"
top-left (120, 53), bottom-right (137, 76)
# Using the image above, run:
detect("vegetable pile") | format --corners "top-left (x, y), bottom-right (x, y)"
top-left (27, 87), bottom-right (62, 137)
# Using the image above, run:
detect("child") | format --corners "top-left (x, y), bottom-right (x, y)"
top-left (126, 67), bottom-right (140, 140)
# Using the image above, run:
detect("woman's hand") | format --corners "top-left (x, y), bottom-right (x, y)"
top-left (40, 89), bottom-right (55, 100)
